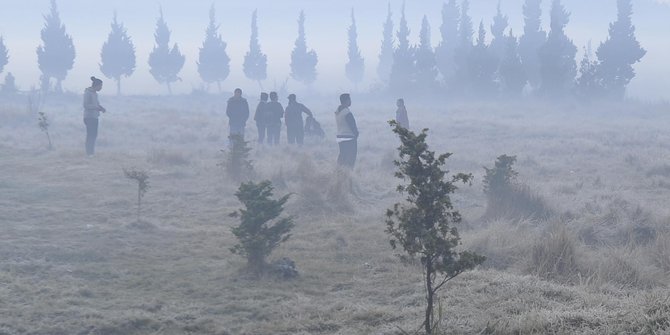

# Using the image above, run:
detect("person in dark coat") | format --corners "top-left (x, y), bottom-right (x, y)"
top-left (254, 92), bottom-right (269, 144)
top-left (82, 76), bottom-right (106, 157)
top-left (395, 98), bottom-right (409, 129)
top-left (226, 88), bottom-right (250, 140)
top-left (284, 94), bottom-right (313, 146)
top-left (265, 91), bottom-right (284, 145)
top-left (335, 93), bottom-right (358, 168)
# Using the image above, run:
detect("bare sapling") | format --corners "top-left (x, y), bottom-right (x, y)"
top-left (37, 111), bottom-right (52, 150)
top-left (123, 168), bottom-right (150, 222)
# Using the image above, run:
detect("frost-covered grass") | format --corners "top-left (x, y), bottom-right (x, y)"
top-left (1, 93), bottom-right (669, 334)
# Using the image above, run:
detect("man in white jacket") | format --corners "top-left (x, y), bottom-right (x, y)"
top-left (334, 93), bottom-right (359, 168)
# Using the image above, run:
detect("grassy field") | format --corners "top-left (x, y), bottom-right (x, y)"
top-left (1, 93), bottom-right (670, 334)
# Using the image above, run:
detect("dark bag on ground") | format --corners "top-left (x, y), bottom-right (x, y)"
top-left (304, 115), bottom-right (325, 138)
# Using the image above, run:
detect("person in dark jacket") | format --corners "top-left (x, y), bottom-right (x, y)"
top-left (335, 93), bottom-right (358, 168)
top-left (83, 76), bottom-right (106, 157)
top-left (254, 92), bottom-right (269, 144)
top-left (265, 92), bottom-right (284, 145)
top-left (395, 98), bottom-right (409, 129)
top-left (226, 88), bottom-right (250, 140)
top-left (284, 94), bottom-right (313, 146)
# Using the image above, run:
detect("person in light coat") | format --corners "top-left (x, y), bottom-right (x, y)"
top-left (82, 76), bottom-right (106, 157)
top-left (334, 93), bottom-right (359, 168)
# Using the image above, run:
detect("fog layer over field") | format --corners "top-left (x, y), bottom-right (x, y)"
top-left (0, 0), bottom-right (668, 99)
top-left (2, 1), bottom-right (670, 334)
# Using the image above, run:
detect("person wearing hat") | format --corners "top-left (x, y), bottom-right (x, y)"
top-left (284, 94), bottom-right (313, 146)
top-left (82, 76), bottom-right (106, 157)
top-left (334, 93), bottom-right (358, 168)
top-left (254, 92), bottom-right (269, 144)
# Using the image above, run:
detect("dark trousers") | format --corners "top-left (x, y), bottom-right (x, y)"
top-left (266, 123), bottom-right (281, 145)
top-left (287, 126), bottom-right (304, 145)
top-left (256, 122), bottom-right (267, 144)
top-left (337, 139), bottom-right (357, 168)
top-left (84, 118), bottom-right (98, 156)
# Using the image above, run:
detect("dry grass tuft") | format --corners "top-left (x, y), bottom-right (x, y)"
top-left (2, 97), bottom-right (670, 334)
top-left (147, 148), bottom-right (191, 166)
top-left (291, 156), bottom-right (354, 214)
top-left (528, 225), bottom-right (583, 282)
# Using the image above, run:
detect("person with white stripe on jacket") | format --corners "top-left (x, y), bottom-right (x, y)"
top-left (334, 93), bottom-right (358, 168)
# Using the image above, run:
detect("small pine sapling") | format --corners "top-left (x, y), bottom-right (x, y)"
top-left (123, 168), bottom-right (150, 222)
top-left (386, 120), bottom-right (485, 335)
top-left (483, 154), bottom-right (518, 200)
top-left (37, 111), bottom-right (52, 150)
top-left (220, 134), bottom-right (254, 181)
top-left (483, 154), bottom-right (552, 220)
top-left (230, 180), bottom-right (294, 276)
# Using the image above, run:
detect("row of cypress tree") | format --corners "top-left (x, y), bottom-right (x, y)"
top-left (0, 0), bottom-right (645, 99)
top-left (0, 1), bottom-right (313, 95)
top-left (379, 0), bottom-right (646, 100)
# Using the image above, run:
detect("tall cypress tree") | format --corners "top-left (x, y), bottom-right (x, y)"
top-left (519, 0), bottom-right (547, 90)
top-left (389, 2), bottom-right (414, 95)
top-left (453, 0), bottom-right (474, 93)
top-left (468, 21), bottom-right (498, 98)
top-left (538, 0), bottom-right (577, 98)
top-left (499, 30), bottom-right (527, 97)
top-left (243, 9), bottom-right (268, 90)
top-left (415, 15), bottom-right (438, 94)
top-left (100, 13), bottom-right (136, 96)
top-left (290, 11), bottom-right (318, 86)
top-left (435, 0), bottom-right (459, 83)
top-left (36, 0), bottom-right (75, 93)
top-left (148, 8), bottom-right (185, 95)
top-left (345, 9), bottom-right (365, 88)
top-left (197, 5), bottom-right (230, 93)
top-left (0, 36), bottom-right (8, 75)
top-left (378, 3), bottom-right (394, 84)
top-left (596, 0), bottom-right (646, 99)
top-left (489, 1), bottom-right (509, 62)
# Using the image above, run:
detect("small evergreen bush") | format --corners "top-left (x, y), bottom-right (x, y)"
top-left (230, 180), bottom-right (294, 276)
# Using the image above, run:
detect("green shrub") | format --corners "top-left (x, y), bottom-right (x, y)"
top-left (230, 180), bottom-right (294, 275)
top-left (220, 135), bottom-right (254, 181)
top-left (385, 121), bottom-right (485, 334)
top-left (483, 154), bottom-right (552, 220)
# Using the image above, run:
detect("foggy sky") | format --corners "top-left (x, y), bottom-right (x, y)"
top-left (0, 0), bottom-right (668, 100)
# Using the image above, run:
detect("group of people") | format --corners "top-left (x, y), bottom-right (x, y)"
top-left (248, 91), bottom-right (315, 146)
top-left (82, 77), bottom-right (410, 169)
top-left (225, 88), bottom-right (321, 147)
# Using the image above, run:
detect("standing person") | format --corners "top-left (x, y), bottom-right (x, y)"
top-left (226, 88), bottom-right (250, 140)
top-left (335, 93), bottom-right (358, 168)
top-left (254, 92), bottom-right (269, 144)
top-left (265, 92), bottom-right (284, 145)
top-left (83, 76), bottom-right (106, 157)
top-left (395, 98), bottom-right (409, 129)
top-left (284, 94), bottom-right (313, 146)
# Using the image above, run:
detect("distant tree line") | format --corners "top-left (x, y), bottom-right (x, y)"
top-left (0, 0), bottom-right (645, 100)
top-left (381, 0), bottom-right (645, 101)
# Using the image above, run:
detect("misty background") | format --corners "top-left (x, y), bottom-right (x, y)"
top-left (0, 0), bottom-right (668, 99)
